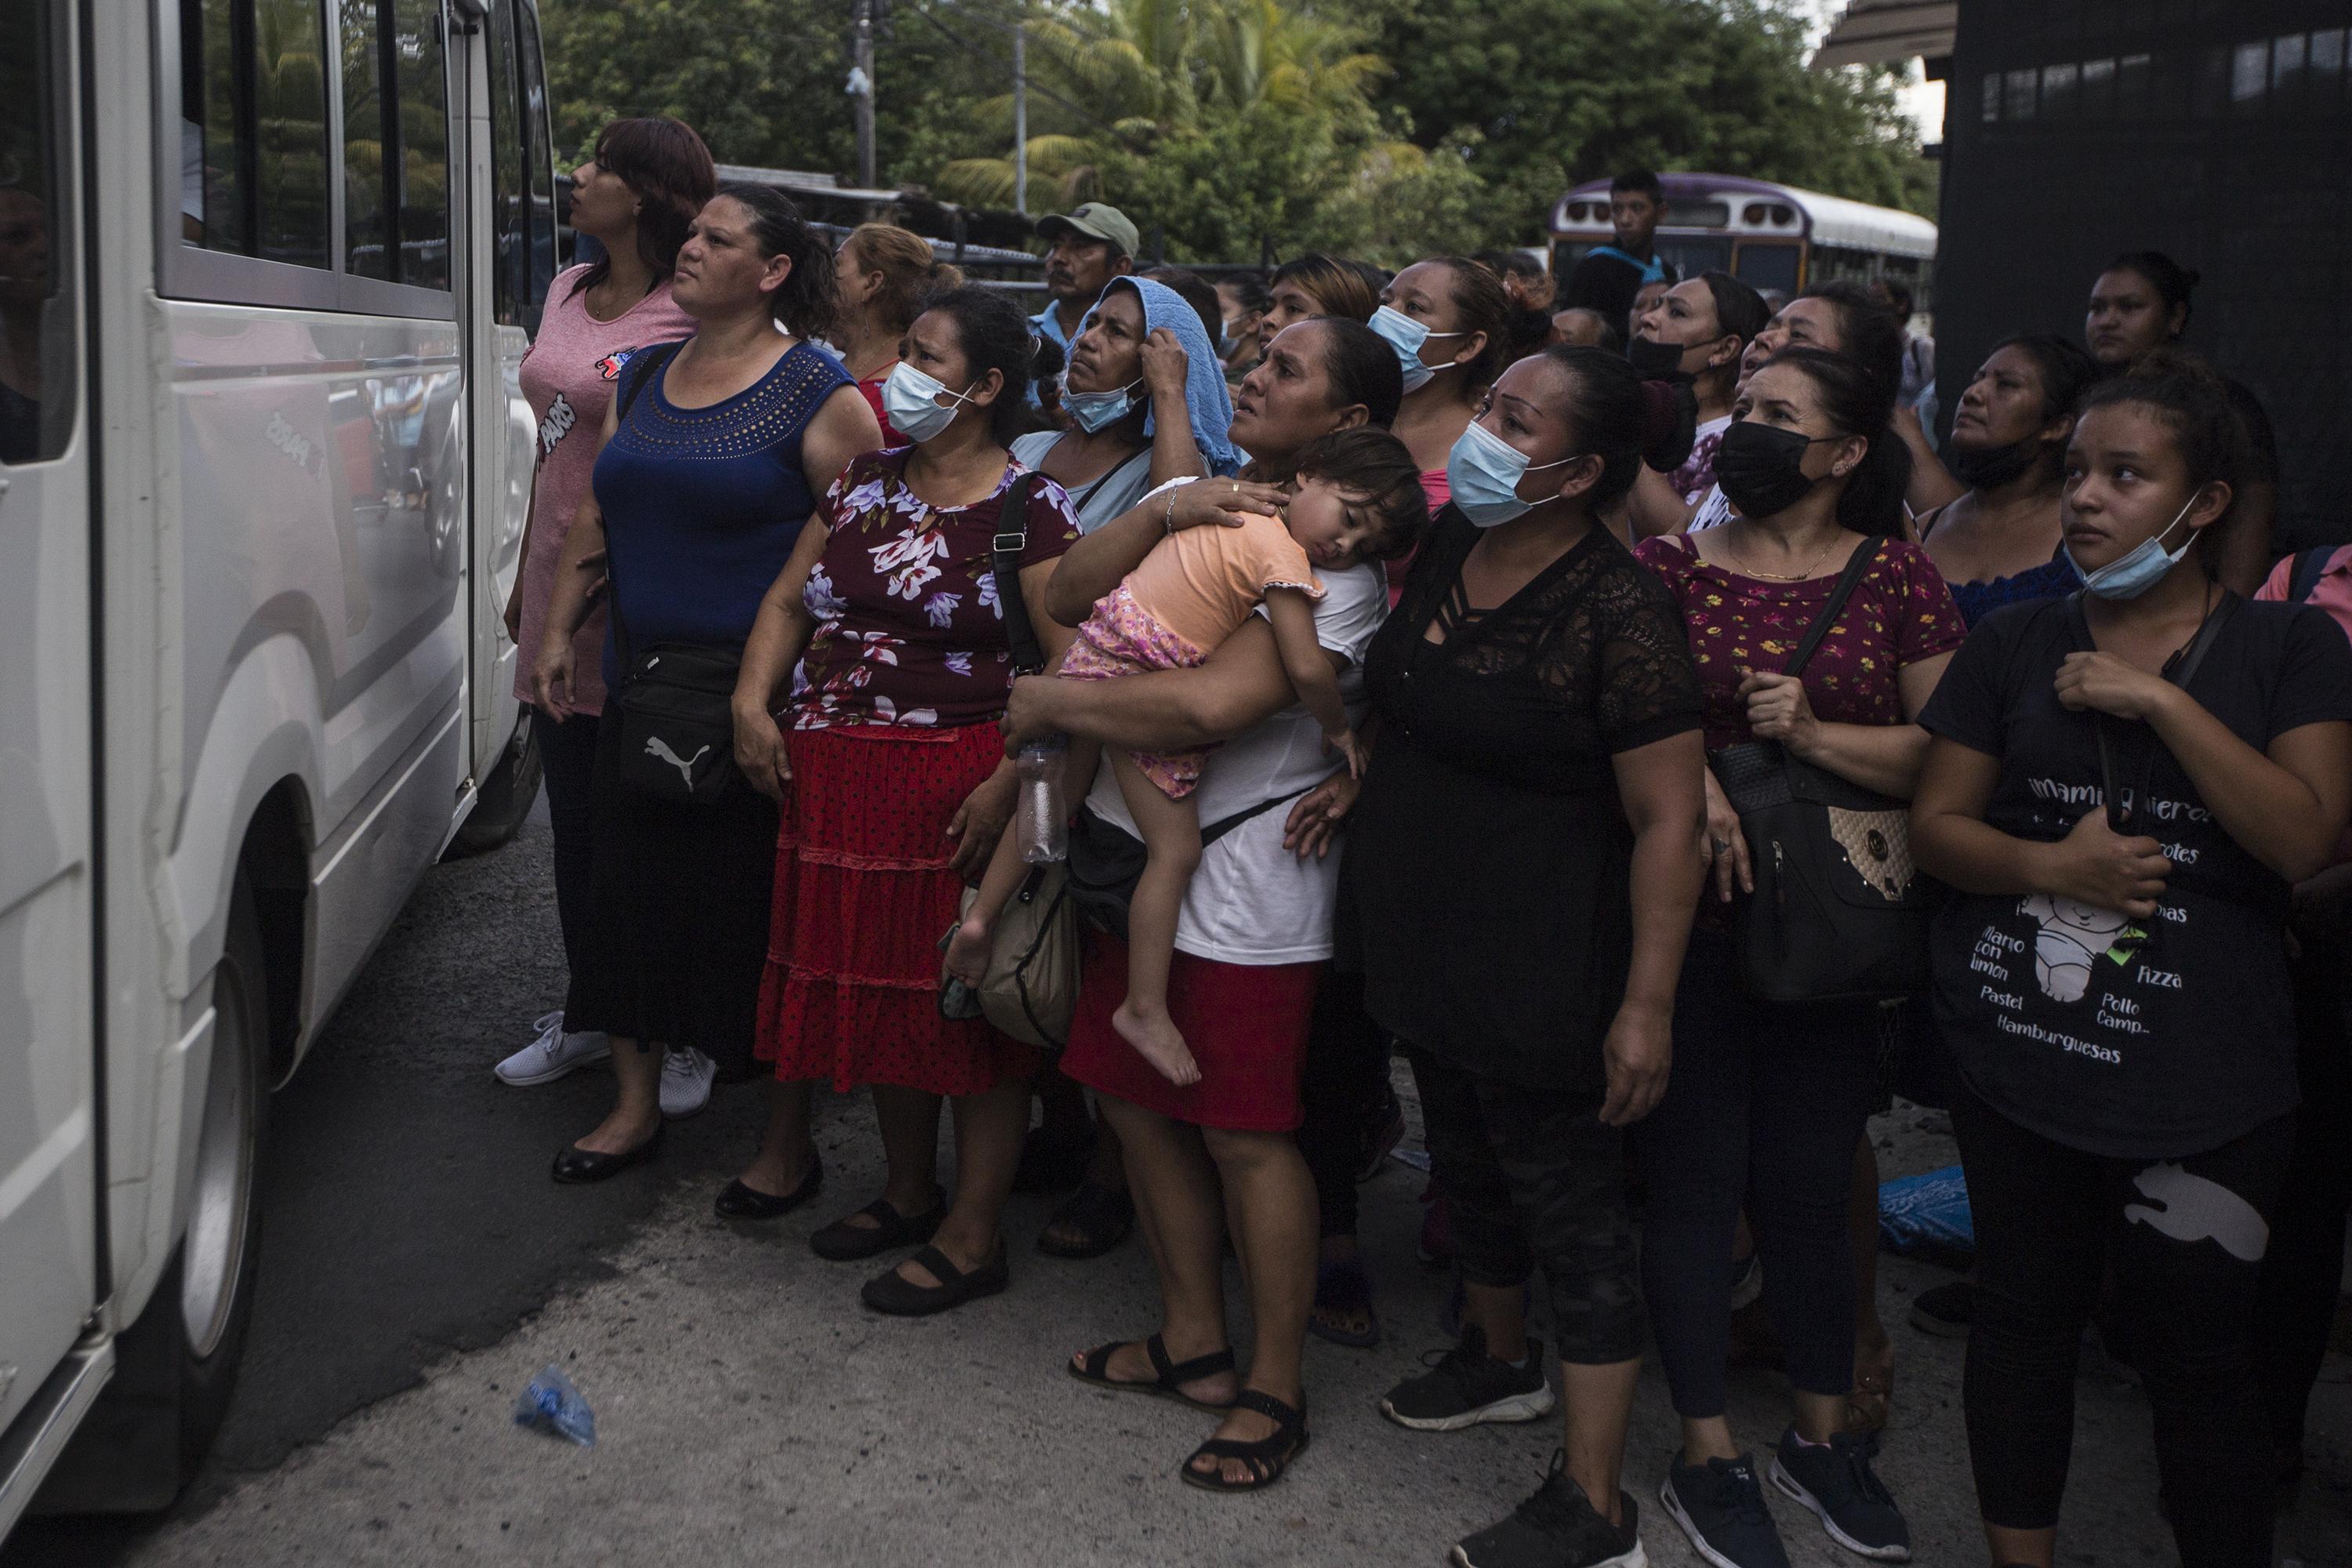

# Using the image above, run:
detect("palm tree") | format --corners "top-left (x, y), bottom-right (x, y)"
top-left (931, 0), bottom-right (1388, 209)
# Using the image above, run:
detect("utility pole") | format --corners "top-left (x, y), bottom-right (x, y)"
top-left (851, 0), bottom-right (877, 191)
top-left (1012, 21), bottom-right (1028, 215)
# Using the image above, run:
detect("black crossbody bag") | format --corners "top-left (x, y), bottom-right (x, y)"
top-left (604, 342), bottom-right (744, 807)
top-left (1711, 541), bottom-right (1932, 1003)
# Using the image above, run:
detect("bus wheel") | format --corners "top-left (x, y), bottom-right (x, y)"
top-left (35, 880), bottom-right (270, 1514)
top-left (448, 710), bottom-right (543, 858)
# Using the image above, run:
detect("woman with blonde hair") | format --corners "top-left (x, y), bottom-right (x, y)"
top-left (833, 221), bottom-right (963, 443)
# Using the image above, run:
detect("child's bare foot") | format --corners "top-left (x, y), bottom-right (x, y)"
top-left (943, 919), bottom-right (993, 985)
top-left (1112, 1000), bottom-right (1201, 1087)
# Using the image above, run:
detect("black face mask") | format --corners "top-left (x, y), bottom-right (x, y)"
top-left (1945, 435), bottom-right (2043, 492)
top-left (1714, 420), bottom-right (1831, 520)
top-left (1626, 335), bottom-right (1691, 381)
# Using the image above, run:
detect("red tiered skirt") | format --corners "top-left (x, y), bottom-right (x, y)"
top-left (757, 723), bottom-right (1039, 1096)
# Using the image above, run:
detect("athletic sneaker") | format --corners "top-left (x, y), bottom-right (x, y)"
top-left (1452, 1450), bottom-right (1646, 1568)
top-left (1728, 1251), bottom-right (1763, 1312)
top-left (659, 1047), bottom-right (717, 1120)
top-left (1380, 1323), bottom-right (1555, 1431)
top-left (1907, 1279), bottom-right (1973, 1338)
top-left (1769, 1427), bottom-right (1911, 1562)
top-left (495, 1011), bottom-right (611, 1086)
top-left (1659, 1453), bottom-right (1790, 1568)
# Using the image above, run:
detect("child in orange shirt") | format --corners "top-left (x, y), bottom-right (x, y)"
top-left (949, 430), bottom-right (1428, 1084)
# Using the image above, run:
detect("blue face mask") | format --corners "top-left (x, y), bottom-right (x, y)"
top-left (1370, 305), bottom-right (1465, 395)
top-left (2068, 493), bottom-right (2200, 600)
top-left (1446, 420), bottom-right (1579, 528)
top-left (1062, 378), bottom-right (1141, 434)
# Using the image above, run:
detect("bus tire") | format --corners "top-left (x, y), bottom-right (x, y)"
top-left (448, 710), bottom-right (542, 858)
top-left (34, 880), bottom-right (271, 1514)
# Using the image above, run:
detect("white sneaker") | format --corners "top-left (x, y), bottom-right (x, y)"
top-left (494, 1011), bottom-right (612, 1086)
top-left (659, 1047), bottom-right (717, 1120)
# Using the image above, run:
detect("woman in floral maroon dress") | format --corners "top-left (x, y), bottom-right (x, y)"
top-left (724, 285), bottom-right (1083, 1316)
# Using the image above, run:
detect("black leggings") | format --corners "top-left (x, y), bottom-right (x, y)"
top-left (1635, 930), bottom-right (1882, 1416)
top-left (535, 706), bottom-right (601, 982)
top-left (1298, 966), bottom-right (1392, 1241)
top-left (2254, 923), bottom-right (2352, 1448)
top-left (1405, 1045), bottom-right (1642, 1363)
top-left (1955, 1088), bottom-right (2291, 1566)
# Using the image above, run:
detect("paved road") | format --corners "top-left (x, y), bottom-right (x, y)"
top-left (9, 815), bottom-right (2350, 1566)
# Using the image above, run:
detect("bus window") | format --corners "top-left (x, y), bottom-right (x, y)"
top-left (516, 0), bottom-right (559, 320)
top-left (1733, 241), bottom-right (1800, 296)
top-left (485, 0), bottom-right (524, 325)
top-left (339, 0), bottom-right (451, 292)
top-left (179, 0), bottom-right (332, 268)
top-left (1, 0), bottom-right (73, 464)
top-left (340, 0), bottom-right (390, 279)
top-left (392, 0), bottom-right (450, 291)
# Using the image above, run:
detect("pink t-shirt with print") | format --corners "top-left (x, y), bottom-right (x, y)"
top-left (514, 265), bottom-right (697, 713)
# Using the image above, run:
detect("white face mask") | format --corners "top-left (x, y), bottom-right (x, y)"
top-left (883, 361), bottom-right (974, 443)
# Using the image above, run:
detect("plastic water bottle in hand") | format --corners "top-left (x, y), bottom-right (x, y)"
top-left (1015, 735), bottom-right (1068, 864)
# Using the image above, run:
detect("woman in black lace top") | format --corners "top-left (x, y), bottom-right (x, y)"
top-left (1290, 346), bottom-right (1708, 1566)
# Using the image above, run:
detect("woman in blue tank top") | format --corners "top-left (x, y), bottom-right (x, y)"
top-left (528, 184), bottom-right (882, 1184)
top-left (1914, 335), bottom-right (2101, 630)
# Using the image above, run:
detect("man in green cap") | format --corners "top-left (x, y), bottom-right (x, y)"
top-left (1032, 201), bottom-right (1138, 360)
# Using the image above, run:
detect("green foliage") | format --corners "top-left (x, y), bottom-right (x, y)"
top-left (538, 0), bottom-right (1935, 263)
top-left (1360, 0), bottom-right (1933, 238)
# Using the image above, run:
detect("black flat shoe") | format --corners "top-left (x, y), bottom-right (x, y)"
top-left (713, 1156), bottom-right (822, 1219)
top-left (860, 1242), bottom-right (1009, 1316)
top-left (811, 1191), bottom-right (946, 1261)
top-left (550, 1123), bottom-right (665, 1185)
top-left (1036, 1181), bottom-right (1134, 1259)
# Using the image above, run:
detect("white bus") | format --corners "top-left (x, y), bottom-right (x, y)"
top-left (1550, 172), bottom-right (1938, 312)
top-left (0, 0), bottom-right (556, 1526)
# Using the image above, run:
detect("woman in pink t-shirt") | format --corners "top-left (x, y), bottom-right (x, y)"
top-left (493, 118), bottom-right (713, 1093)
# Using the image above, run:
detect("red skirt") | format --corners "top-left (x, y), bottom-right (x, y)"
top-left (757, 724), bottom-right (1040, 1096)
top-left (1061, 934), bottom-right (1322, 1131)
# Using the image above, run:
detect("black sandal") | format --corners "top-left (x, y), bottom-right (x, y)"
top-left (713, 1156), bottom-right (822, 1220)
top-left (859, 1242), bottom-right (1009, 1317)
top-left (1068, 1333), bottom-right (1236, 1412)
top-left (1180, 1389), bottom-right (1308, 1493)
top-left (810, 1191), bottom-right (945, 1261)
top-left (1037, 1182), bottom-right (1135, 1258)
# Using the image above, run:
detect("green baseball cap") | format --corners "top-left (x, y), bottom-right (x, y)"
top-left (1036, 202), bottom-right (1139, 260)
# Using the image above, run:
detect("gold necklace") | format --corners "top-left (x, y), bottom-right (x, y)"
top-left (1722, 526), bottom-right (1840, 582)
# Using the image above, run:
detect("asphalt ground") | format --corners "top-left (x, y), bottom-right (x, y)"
top-left (8, 808), bottom-right (2350, 1566)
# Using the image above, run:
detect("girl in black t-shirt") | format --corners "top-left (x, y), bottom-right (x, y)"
top-left (1911, 353), bottom-right (2352, 1568)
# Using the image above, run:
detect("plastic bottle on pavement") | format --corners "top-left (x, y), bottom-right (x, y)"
top-left (513, 1364), bottom-right (597, 1446)
top-left (1015, 735), bottom-right (1068, 864)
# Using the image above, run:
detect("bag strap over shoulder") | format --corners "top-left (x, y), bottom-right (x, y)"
top-left (995, 470), bottom-right (1048, 676)
top-left (1781, 539), bottom-right (1881, 681)
top-left (604, 341), bottom-right (685, 676)
top-left (2288, 544), bottom-right (2338, 604)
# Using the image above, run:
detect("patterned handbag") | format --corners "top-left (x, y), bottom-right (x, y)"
top-left (1711, 542), bottom-right (1933, 1004)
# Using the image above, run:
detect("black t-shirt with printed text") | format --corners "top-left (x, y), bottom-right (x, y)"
top-left (1919, 594), bottom-right (2352, 1160)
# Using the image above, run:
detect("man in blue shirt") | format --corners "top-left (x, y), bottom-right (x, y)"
top-left (1560, 169), bottom-right (1676, 342)
top-left (1031, 202), bottom-right (1138, 360)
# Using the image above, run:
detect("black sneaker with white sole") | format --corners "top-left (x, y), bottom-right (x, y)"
top-left (1658, 1452), bottom-right (1791, 1568)
top-left (1769, 1427), bottom-right (1911, 1562)
top-left (1452, 1450), bottom-right (1647, 1568)
top-left (1379, 1323), bottom-right (1555, 1432)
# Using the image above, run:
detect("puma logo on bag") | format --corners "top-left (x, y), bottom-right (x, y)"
top-left (644, 736), bottom-right (711, 789)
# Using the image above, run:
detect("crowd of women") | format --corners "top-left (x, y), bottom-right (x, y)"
top-left (491, 117), bottom-right (2352, 1568)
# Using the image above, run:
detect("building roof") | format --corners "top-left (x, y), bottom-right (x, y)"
top-left (1813, 0), bottom-right (1956, 69)
top-left (713, 163), bottom-right (908, 205)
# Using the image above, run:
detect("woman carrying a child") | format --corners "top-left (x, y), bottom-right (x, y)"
top-left (997, 315), bottom-right (1406, 1493)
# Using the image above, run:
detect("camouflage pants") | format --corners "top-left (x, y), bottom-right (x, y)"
top-left (1403, 1045), bottom-right (1643, 1364)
